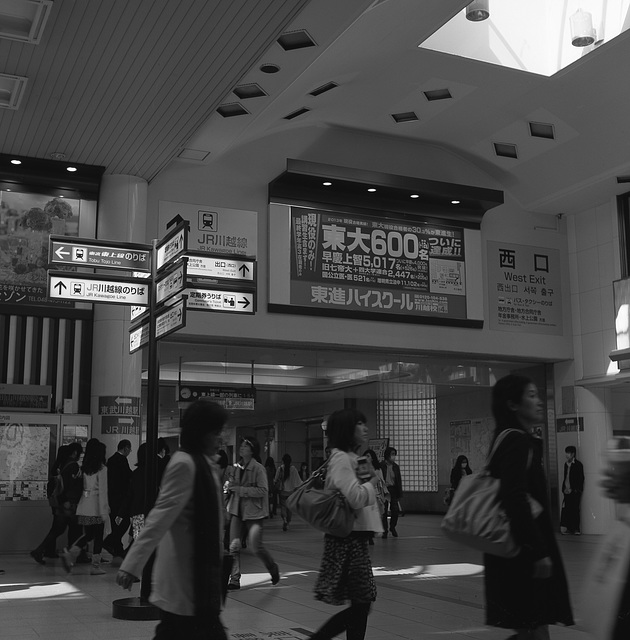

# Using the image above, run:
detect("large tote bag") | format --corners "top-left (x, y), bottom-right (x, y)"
top-left (285, 456), bottom-right (354, 538)
top-left (581, 513), bottom-right (630, 639)
top-left (441, 428), bottom-right (542, 558)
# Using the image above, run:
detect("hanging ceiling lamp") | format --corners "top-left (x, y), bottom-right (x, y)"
top-left (466, 0), bottom-right (489, 22)
top-left (570, 9), bottom-right (596, 47)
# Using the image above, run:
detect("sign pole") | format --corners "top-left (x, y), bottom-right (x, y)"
top-left (113, 239), bottom-right (160, 621)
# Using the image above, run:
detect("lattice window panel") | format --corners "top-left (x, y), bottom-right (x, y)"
top-left (377, 383), bottom-right (438, 492)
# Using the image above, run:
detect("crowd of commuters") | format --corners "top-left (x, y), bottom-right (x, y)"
top-left (28, 373), bottom-right (630, 640)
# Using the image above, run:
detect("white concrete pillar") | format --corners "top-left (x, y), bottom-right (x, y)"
top-left (90, 175), bottom-right (148, 465)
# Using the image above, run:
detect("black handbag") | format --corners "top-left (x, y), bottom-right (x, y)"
top-left (285, 457), bottom-right (354, 538)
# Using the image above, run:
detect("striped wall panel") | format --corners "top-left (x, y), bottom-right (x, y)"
top-left (0, 313), bottom-right (93, 413)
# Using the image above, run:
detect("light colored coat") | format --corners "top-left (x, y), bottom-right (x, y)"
top-left (326, 449), bottom-right (383, 533)
top-left (120, 451), bottom-right (224, 616)
top-left (76, 466), bottom-right (109, 520)
top-left (226, 458), bottom-right (269, 520)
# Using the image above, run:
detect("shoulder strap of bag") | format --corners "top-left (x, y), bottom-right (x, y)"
top-left (486, 428), bottom-right (534, 470)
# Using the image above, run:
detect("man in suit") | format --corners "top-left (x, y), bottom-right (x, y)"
top-left (103, 439), bottom-right (132, 556)
top-left (560, 445), bottom-right (585, 535)
top-left (381, 446), bottom-right (403, 538)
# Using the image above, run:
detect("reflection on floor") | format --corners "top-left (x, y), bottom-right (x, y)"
top-left (0, 515), bottom-right (596, 639)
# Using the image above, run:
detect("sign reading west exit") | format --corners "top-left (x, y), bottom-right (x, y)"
top-left (186, 252), bottom-right (255, 282)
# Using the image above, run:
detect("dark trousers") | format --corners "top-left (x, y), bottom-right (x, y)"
top-left (560, 491), bottom-right (581, 532)
top-left (35, 507), bottom-right (81, 554)
top-left (153, 608), bottom-right (228, 640)
top-left (382, 492), bottom-right (400, 532)
top-left (310, 602), bottom-right (371, 640)
top-left (103, 514), bottom-right (130, 554)
top-left (71, 522), bottom-right (104, 555)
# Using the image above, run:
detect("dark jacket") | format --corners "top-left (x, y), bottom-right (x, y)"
top-left (107, 451), bottom-right (132, 513)
top-left (562, 459), bottom-right (584, 494)
top-left (60, 460), bottom-right (83, 505)
top-left (484, 429), bottom-right (574, 629)
top-left (380, 460), bottom-right (403, 498)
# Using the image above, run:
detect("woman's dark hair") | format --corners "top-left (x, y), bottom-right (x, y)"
top-left (364, 449), bottom-right (380, 469)
top-left (217, 450), bottom-right (229, 470)
top-left (157, 437), bottom-right (170, 456)
top-left (179, 399), bottom-right (228, 453)
top-left (282, 453), bottom-right (292, 480)
top-left (326, 409), bottom-right (367, 452)
top-left (136, 442), bottom-right (147, 467)
top-left (51, 445), bottom-right (69, 475)
top-left (82, 438), bottom-right (105, 475)
top-left (452, 455), bottom-right (471, 473)
top-left (66, 441), bottom-right (83, 461)
top-left (491, 374), bottom-right (534, 432)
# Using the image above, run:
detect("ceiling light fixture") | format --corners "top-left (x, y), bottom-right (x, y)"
top-left (10, 159), bottom-right (21, 164)
top-left (50, 152), bottom-right (66, 160)
top-left (570, 9), bottom-right (595, 47)
top-left (367, 188), bottom-right (376, 192)
top-left (452, 200), bottom-right (461, 204)
top-left (66, 166), bottom-right (77, 172)
top-left (466, 0), bottom-right (489, 22)
top-left (410, 194), bottom-right (419, 198)
top-left (323, 181), bottom-right (332, 186)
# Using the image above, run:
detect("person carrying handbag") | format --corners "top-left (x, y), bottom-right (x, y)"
top-left (484, 375), bottom-right (574, 640)
top-left (274, 453), bottom-right (302, 531)
top-left (309, 409), bottom-right (382, 640)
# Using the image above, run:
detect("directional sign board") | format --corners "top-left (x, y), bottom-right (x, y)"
top-left (155, 261), bottom-right (187, 305)
top-left (156, 222), bottom-right (187, 271)
top-left (186, 252), bottom-right (255, 282)
top-left (179, 287), bottom-right (255, 313)
top-left (49, 235), bottom-right (151, 272)
top-left (178, 385), bottom-right (256, 410)
top-left (129, 297), bottom-right (187, 354)
top-left (48, 272), bottom-right (149, 305)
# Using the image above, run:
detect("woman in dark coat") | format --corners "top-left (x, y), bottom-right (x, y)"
top-left (449, 455), bottom-right (472, 491)
top-left (484, 374), bottom-right (574, 640)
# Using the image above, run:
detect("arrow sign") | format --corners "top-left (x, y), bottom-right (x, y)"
top-left (155, 261), bottom-right (187, 305)
top-left (156, 221), bottom-right (188, 271)
top-left (55, 246), bottom-right (70, 260)
top-left (177, 287), bottom-right (255, 314)
top-left (186, 252), bottom-right (255, 282)
top-left (48, 271), bottom-right (150, 306)
top-left (129, 297), bottom-right (187, 353)
top-left (49, 235), bottom-right (151, 272)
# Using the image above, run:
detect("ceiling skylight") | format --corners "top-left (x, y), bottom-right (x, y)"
top-left (419, 0), bottom-right (630, 77)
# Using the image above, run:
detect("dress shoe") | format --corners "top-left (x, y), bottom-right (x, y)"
top-left (30, 550), bottom-right (45, 565)
top-left (390, 527), bottom-right (398, 537)
top-left (227, 582), bottom-right (240, 590)
top-left (282, 522), bottom-right (288, 532)
top-left (270, 563), bottom-right (280, 585)
top-left (382, 532), bottom-right (388, 539)
top-left (43, 551), bottom-right (59, 559)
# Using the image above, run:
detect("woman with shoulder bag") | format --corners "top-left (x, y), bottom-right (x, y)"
top-left (485, 375), bottom-right (574, 640)
top-left (274, 453), bottom-right (302, 532)
top-left (310, 409), bottom-right (382, 640)
top-left (61, 439), bottom-right (111, 575)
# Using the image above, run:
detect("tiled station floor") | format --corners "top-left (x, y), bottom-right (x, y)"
top-left (0, 514), bottom-right (597, 639)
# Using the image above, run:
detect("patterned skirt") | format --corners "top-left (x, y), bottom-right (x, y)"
top-left (314, 533), bottom-right (376, 606)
